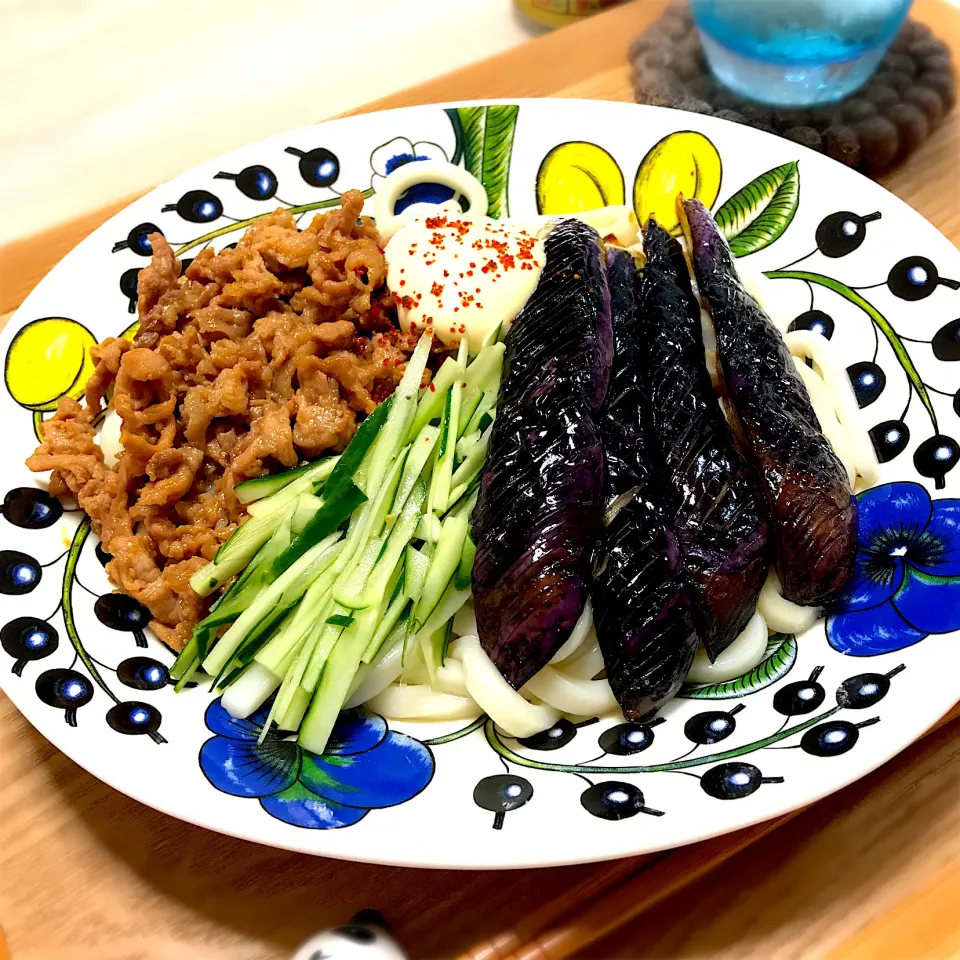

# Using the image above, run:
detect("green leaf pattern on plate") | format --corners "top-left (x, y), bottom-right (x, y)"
top-left (715, 161), bottom-right (800, 257)
top-left (678, 632), bottom-right (798, 700)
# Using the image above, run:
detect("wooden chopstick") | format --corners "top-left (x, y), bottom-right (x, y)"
top-left (459, 703), bottom-right (960, 960)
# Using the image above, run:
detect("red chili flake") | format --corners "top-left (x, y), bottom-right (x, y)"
top-left (476, 303), bottom-right (484, 309)
top-left (459, 273), bottom-right (464, 278)
top-left (443, 269), bottom-right (449, 278)
top-left (500, 254), bottom-right (515, 270)
top-left (399, 267), bottom-right (405, 273)
top-left (425, 215), bottom-right (448, 229)
top-left (454, 307), bottom-right (460, 312)
top-left (429, 382), bottom-right (436, 392)
top-left (430, 282), bottom-right (444, 297)
top-left (398, 279), bottom-right (406, 287)
top-left (466, 270), bottom-right (474, 277)
top-left (398, 294), bottom-right (416, 309)
top-left (459, 324), bottom-right (467, 333)
top-left (469, 262), bottom-right (477, 268)
top-left (472, 240), bottom-right (483, 250)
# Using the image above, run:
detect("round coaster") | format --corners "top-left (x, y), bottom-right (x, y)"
top-left (629, 6), bottom-right (956, 179)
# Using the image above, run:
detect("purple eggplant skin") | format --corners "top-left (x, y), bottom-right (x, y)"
top-left (592, 247), bottom-right (700, 719)
top-left (640, 220), bottom-right (771, 659)
top-left (472, 219), bottom-right (612, 689)
top-left (496, 218), bottom-right (613, 414)
top-left (680, 198), bottom-right (857, 605)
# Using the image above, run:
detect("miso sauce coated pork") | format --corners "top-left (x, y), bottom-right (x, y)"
top-left (681, 199), bottom-right (857, 605)
top-left (472, 219), bottom-right (612, 689)
top-left (640, 221), bottom-right (770, 658)
top-left (591, 248), bottom-right (700, 718)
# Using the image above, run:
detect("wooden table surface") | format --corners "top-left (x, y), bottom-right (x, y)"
top-left (2, 2), bottom-right (960, 958)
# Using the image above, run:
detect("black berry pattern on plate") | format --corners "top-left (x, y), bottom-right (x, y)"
top-left (580, 781), bottom-right (663, 819)
top-left (112, 222), bottom-right (162, 257)
top-left (1, 616), bottom-right (58, 676)
top-left (2, 487), bottom-right (63, 529)
top-left (766, 207), bottom-right (960, 487)
top-left (95, 593), bottom-right (151, 647)
top-left (473, 773), bottom-right (533, 829)
top-left (214, 164), bottom-right (279, 201)
top-left (0, 516), bottom-right (167, 743)
top-left (699, 762), bottom-right (783, 799)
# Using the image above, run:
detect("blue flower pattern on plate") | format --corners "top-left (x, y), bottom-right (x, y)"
top-left (827, 482), bottom-right (960, 656)
top-left (199, 699), bottom-right (434, 829)
top-left (369, 136), bottom-right (455, 213)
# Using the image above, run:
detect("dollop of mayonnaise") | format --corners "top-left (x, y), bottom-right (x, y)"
top-left (385, 214), bottom-right (544, 353)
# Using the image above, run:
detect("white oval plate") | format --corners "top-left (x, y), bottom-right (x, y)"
top-left (1, 100), bottom-right (959, 869)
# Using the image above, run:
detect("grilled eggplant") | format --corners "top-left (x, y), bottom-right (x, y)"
top-left (640, 220), bottom-right (770, 659)
top-left (680, 198), bottom-right (857, 605)
top-left (472, 219), bottom-right (612, 689)
top-left (592, 247), bottom-right (700, 718)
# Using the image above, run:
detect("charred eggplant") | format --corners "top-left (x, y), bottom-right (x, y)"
top-left (472, 219), bottom-right (612, 689)
top-left (680, 198), bottom-right (856, 605)
top-left (640, 220), bottom-right (770, 658)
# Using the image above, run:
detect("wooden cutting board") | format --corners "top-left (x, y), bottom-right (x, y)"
top-left (1, 1), bottom-right (959, 958)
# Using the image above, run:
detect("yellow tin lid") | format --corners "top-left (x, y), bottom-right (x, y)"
top-left (514, 0), bottom-right (626, 29)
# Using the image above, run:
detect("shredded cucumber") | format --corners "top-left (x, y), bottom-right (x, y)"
top-left (406, 356), bottom-right (465, 443)
top-left (458, 341), bottom-right (504, 436)
top-left (235, 455), bottom-right (338, 505)
top-left (201, 532), bottom-right (342, 677)
top-left (189, 329), bottom-right (505, 753)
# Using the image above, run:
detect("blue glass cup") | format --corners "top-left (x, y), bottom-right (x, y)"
top-left (690, 0), bottom-right (913, 106)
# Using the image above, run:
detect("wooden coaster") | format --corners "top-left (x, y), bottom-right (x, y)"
top-left (629, 6), bottom-right (957, 178)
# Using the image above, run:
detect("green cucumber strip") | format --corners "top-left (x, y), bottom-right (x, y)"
top-left (455, 429), bottom-right (481, 463)
top-left (410, 580), bottom-right (472, 651)
top-left (192, 511), bottom-right (295, 658)
top-left (193, 501), bottom-right (293, 597)
top-left (322, 395), bottom-right (394, 501)
top-left (297, 625), bottom-right (370, 755)
top-left (171, 634), bottom-right (199, 681)
top-left (254, 569), bottom-right (337, 674)
top-left (440, 617), bottom-right (455, 664)
top-left (406, 356), bottom-right (465, 443)
top-left (444, 478), bottom-right (481, 519)
top-left (420, 625), bottom-right (447, 686)
top-left (237, 455), bottom-right (339, 507)
top-left (301, 601), bottom-right (351, 692)
top-left (362, 597), bottom-right (410, 663)
top-left (391, 424), bottom-right (439, 521)
top-left (465, 398), bottom-right (496, 439)
top-left (404, 545), bottom-right (430, 602)
top-left (174, 656), bottom-right (202, 692)
top-left (203, 532), bottom-right (342, 677)
top-left (235, 462), bottom-right (308, 504)
top-left (415, 512), bottom-right (443, 543)
top-left (362, 334), bottom-right (432, 497)
top-left (291, 494), bottom-right (325, 534)
top-left (343, 477), bottom-right (426, 610)
top-left (269, 617), bottom-right (324, 733)
top-left (449, 426), bottom-right (491, 499)
top-left (327, 613), bottom-right (355, 628)
top-left (333, 534), bottom-right (387, 609)
top-left (356, 453), bottom-right (407, 549)
top-left (269, 481), bottom-right (366, 577)
top-left (412, 512), bottom-right (469, 631)
top-left (458, 341), bottom-right (505, 436)
top-left (279, 685), bottom-right (311, 733)
top-left (431, 380), bottom-right (462, 518)
top-left (454, 533), bottom-right (476, 591)
top-left (426, 390), bottom-right (453, 521)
